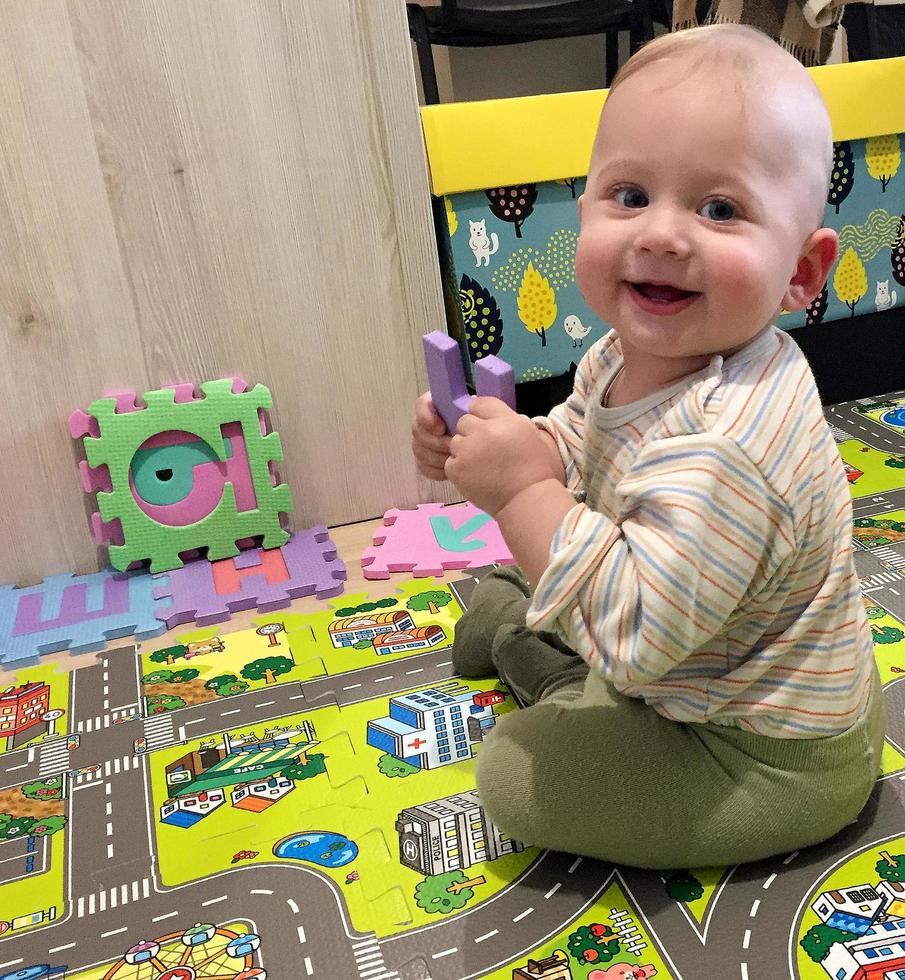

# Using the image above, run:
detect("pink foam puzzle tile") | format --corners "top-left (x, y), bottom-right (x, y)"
top-left (153, 526), bottom-right (347, 628)
top-left (360, 503), bottom-right (514, 579)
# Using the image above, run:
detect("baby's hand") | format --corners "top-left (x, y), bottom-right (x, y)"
top-left (411, 392), bottom-right (452, 482)
top-left (446, 397), bottom-right (564, 515)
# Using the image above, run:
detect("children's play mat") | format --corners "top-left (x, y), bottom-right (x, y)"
top-left (3, 388), bottom-right (905, 980)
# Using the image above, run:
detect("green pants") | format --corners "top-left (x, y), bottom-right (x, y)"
top-left (454, 567), bottom-right (886, 869)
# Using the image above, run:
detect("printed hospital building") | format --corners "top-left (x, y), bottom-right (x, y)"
top-left (366, 683), bottom-right (504, 769)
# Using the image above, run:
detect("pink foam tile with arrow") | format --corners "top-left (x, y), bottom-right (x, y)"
top-left (360, 503), bottom-right (514, 579)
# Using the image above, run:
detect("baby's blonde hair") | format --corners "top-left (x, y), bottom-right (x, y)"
top-left (597, 24), bottom-right (834, 230)
top-left (609, 24), bottom-right (783, 93)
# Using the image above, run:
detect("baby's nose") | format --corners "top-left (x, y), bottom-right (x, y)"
top-left (635, 208), bottom-right (691, 259)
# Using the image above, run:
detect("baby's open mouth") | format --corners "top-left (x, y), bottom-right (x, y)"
top-left (629, 281), bottom-right (701, 303)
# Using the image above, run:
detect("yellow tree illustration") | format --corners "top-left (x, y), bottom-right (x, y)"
top-left (866, 134), bottom-right (901, 192)
top-left (445, 197), bottom-right (458, 236)
top-left (833, 246), bottom-right (868, 316)
top-left (518, 261), bottom-right (557, 347)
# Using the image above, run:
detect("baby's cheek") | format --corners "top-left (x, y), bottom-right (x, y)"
top-left (575, 235), bottom-right (617, 307)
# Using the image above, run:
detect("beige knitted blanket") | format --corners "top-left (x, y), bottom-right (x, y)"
top-left (671, 0), bottom-right (852, 65)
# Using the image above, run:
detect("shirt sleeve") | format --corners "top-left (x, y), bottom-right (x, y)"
top-left (525, 432), bottom-right (796, 693)
top-left (532, 347), bottom-right (598, 494)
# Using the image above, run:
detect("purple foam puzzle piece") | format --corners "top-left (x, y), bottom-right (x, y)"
top-left (0, 569), bottom-right (166, 665)
top-left (422, 331), bottom-right (515, 433)
top-left (360, 503), bottom-right (514, 579)
top-left (153, 526), bottom-right (347, 628)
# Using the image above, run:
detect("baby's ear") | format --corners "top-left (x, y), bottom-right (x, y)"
top-left (577, 193), bottom-right (585, 225)
top-left (781, 228), bottom-right (839, 313)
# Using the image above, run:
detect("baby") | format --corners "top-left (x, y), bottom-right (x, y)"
top-left (412, 24), bottom-right (884, 869)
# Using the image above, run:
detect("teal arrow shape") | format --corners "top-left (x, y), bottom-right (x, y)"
top-left (430, 512), bottom-right (492, 552)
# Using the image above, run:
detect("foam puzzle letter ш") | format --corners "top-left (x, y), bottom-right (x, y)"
top-left (0, 569), bottom-right (165, 664)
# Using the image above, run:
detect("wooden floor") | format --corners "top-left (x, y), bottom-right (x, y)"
top-left (0, 513), bottom-right (433, 683)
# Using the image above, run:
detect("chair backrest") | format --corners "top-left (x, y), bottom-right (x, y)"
top-left (421, 58), bottom-right (905, 383)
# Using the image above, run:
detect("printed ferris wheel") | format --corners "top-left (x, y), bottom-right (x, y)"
top-left (101, 923), bottom-right (265, 979)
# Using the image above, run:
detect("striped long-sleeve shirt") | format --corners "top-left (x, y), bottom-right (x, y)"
top-left (529, 325), bottom-right (875, 738)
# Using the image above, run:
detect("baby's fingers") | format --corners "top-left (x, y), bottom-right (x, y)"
top-left (415, 392), bottom-right (449, 437)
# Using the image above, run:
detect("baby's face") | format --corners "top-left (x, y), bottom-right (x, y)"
top-left (576, 60), bottom-right (819, 363)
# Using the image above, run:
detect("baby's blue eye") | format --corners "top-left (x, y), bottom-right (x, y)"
top-left (700, 199), bottom-right (735, 221)
top-left (615, 187), bottom-right (648, 209)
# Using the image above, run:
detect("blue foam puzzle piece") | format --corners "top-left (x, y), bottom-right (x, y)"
top-left (0, 568), bottom-right (169, 665)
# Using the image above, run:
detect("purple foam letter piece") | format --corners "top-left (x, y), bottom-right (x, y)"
top-left (474, 355), bottom-right (516, 411)
top-left (423, 331), bottom-right (472, 433)
top-left (423, 332), bottom-right (517, 433)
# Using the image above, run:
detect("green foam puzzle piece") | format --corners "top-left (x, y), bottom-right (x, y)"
top-left (84, 379), bottom-right (292, 573)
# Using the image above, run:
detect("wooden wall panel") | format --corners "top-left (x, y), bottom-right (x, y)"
top-left (0, 0), bottom-right (453, 585)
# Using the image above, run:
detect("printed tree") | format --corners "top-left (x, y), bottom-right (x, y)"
top-left (146, 693), bottom-right (186, 713)
top-left (568, 923), bottom-right (620, 965)
top-left (170, 668), bottom-right (200, 684)
top-left (378, 754), bottom-right (420, 778)
top-left (866, 134), bottom-right (901, 192)
top-left (893, 216), bottom-right (905, 287)
top-left (445, 197), bottom-right (458, 236)
top-left (663, 869), bottom-right (705, 902)
top-left (205, 673), bottom-right (238, 690)
top-left (801, 923), bottom-right (858, 962)
top-left (143, 669), bottom-right (173, 684)
top-left (407, 591), bottom-right (452, 616)
top-left (21, 777), bottom-right (63, 801)
top-left (828, 141), bottom-right (854, 214)
top-left (833, 246), bottom-right (867, 316)
top-left (865, 605), bottom-right (886, 620)
top-left (559, 176), bottom-right (580, 198)
top-left (241, 655), bottom-right (294, 685)
top-left (877, 849), bottom-right (905, 881)
top-left (518, 261), bottom-right (557, 347)
top-left (485, 184), bottom-right (538, 238)
top-left (805, 283), bottom-right (828, 326)
top-left (281, 755), bottom-right (327, 781)
top-left (414, 871), bottom-right (486, 914)
top-left (31, 815), bottom-right (67, 838)
top-left (335, 598), bottom-right (397, 617)
top-left (353, 639), bottom-right (373, 650)
top-left (887, 457), bottom-right (905, 470)
top-left (0, 815), bottom-right (35, 839)
top-left (203, 673), bottom-right (249, 697)
top-left (149, 645), bottom-right (187, 666)
top-left (459, 274), bottom-right (504, 362)
top-left (872, 624), bottom-right (905, 644)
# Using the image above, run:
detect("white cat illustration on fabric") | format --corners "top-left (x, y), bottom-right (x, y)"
top-left (875, 279), bottom-right (897, 311)
top-left (468, 219), bottom-right (499, 267)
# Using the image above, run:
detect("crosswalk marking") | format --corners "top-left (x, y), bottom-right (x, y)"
top-left (38, 739), bottom-right (70, 777)
top-left (141, 714), bottom-right (176, 751)
top-left (872, 547), bottom-right (905, 571)
top-left (74, 707), bottom-right (141, 734)
top-left (352, 936), bottom-right (400, 980)
top-left (77, 878), bottom-right (152, 917)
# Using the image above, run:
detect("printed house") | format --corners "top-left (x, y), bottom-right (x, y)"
top-left (821, 915), bottom-right (905, 979)
top-left (159, 789), bottom-right (226, 828)
top-left (372, 625), bottom-right (447, 656)
top-left (329, 611), bottom-right (415, 648)
top-left (878, 880), bottom-right (905, 918)
top-left (0, 682), bottom-right (51, 749)
top-left (231, 775), bottom-right (295, 811)
top-left (812, 884), bottom-right (885, 936)
top-left (511, 955), bottom-right (573, 979)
